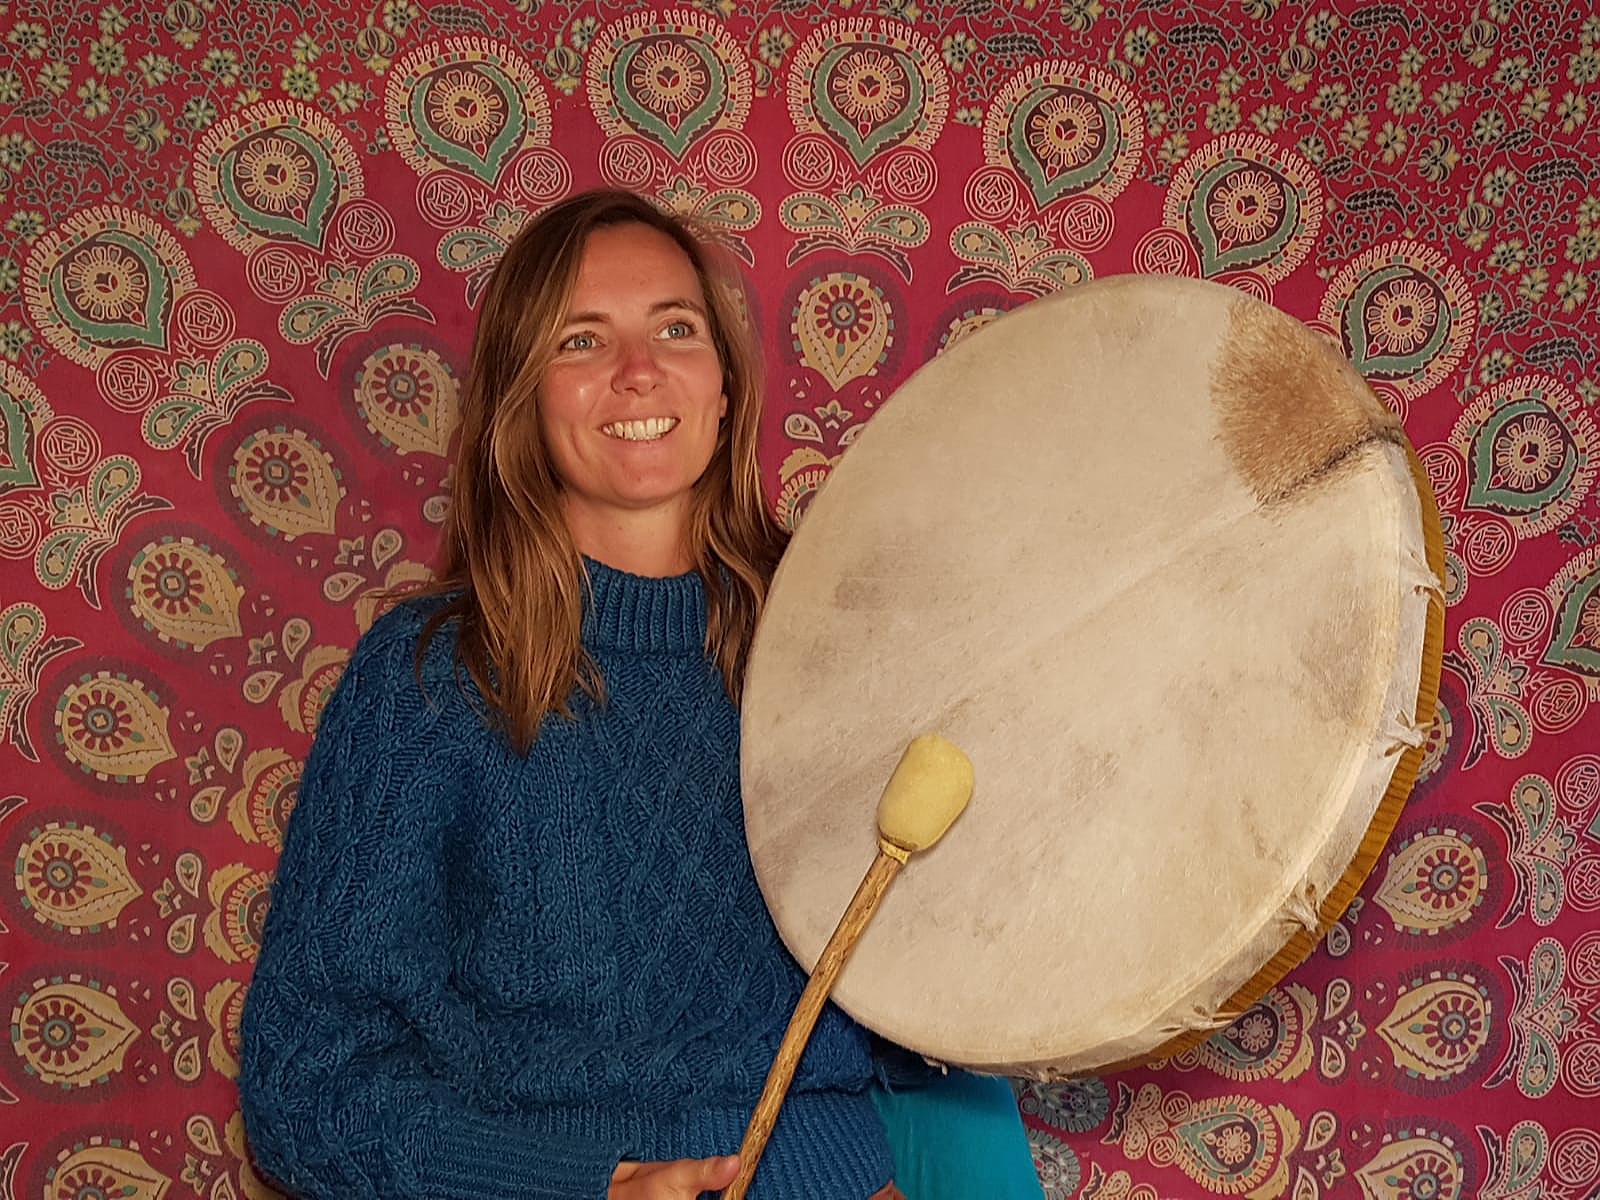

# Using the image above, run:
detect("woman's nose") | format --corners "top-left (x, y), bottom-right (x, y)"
top-left (612, 337), bottom-right (665, 392)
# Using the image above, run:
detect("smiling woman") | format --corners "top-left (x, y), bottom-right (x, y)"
top-left (537, 221), bottom-right (730, 572)
top-left (236, 190), bottom-right (912, 1200)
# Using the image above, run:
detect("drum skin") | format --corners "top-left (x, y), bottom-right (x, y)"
top-left (741, 274), bottom-right (1445, 1079)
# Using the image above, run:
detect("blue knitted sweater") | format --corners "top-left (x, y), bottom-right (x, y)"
top-left (239, 560), bottom-right (895, 1199)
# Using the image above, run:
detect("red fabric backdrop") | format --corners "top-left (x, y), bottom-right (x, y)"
top-left (2, 2), bottom-right (1598, 1198)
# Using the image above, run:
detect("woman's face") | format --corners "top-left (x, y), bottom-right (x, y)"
top-left (536, 222), bottom-right (727, 543)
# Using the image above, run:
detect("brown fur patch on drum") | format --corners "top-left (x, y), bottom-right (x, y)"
top-left (1212, 297), bottom-right (1403, 505)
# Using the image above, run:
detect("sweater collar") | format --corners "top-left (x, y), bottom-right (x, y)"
top-left (581, 556), bottom-right (708, 652)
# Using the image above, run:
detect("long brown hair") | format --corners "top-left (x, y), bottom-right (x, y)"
top-left (415, 189), bottom-right (787, 752)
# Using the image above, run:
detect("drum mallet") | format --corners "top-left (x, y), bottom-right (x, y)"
top-left (723, 733), bottom-right (974, 1200)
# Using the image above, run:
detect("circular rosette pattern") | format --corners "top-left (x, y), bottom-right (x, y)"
top-left (42, 1143), bottom-right (171, 1200)
top-left (53, 671), bottom-right (175, 783)
top-left (10, 977), bottom-right (139, 1088)
top-left (1353, 1131), bottom-right (1469, 1200)
top-left (227, 427), bottom-right (345, 540)
top-left (787, 267), bottom-right (900, 391)
top-left (1373, 824), bottom-right (1491, 937)
top-left (1375, 966), bottom-right (1500, 1091)
top-left (351, 343), bottom-right (461, 457)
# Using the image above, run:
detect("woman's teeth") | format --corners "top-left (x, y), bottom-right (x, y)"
top-left (602, 417), bottom-right (679, 441)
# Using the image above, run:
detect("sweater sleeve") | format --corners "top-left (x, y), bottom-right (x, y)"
top-left (238, 618), bottom-right (625, 1199)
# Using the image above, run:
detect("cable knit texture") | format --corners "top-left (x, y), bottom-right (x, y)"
top-left (240, 559), bottom-right (894, 1199)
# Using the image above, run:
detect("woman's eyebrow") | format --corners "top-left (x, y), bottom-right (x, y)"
top-left (560, 297), bottom-right (707, 326)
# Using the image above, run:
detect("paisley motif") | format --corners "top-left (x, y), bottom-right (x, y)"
top-left (1317, 240), bottom-right (1477, 401)
top-left (1170, 1097), bottom-right (1290, 1195)
top-left (779, 185), bottom-right (929, 280)
top-left (352, 343), bottom-right (460, 457)
top-left (776, 447), bottom-right (832, 531)
top-left (789, 270), bottom-right (895, 390)
top-left (279, 644), bottom-right (349, 734)
top-left (15, 822), bottom-right (142, 934)
top-left (1450, 375), bottom-right (1596, 537)
top-left (386, 38), bottom-right (551, 186)
top-left (1353, 1133), bottom-right (1465, 1200)
top-left (45, 1143), bottom-right (171, 1200)
top-left (1163, 134), bottom-right (1323, 284)
top-left (1374, 827), bottom-right (1489, 936)
top-left (33, 448), bottom-right (173, 606)
top-left (202, 863), bottom-right (273, 964)
top-left (1445, 619), bottom-right (1535, 768)
top-left (1018, 1075), bottom-right (1112, 1133)
top-left (1488, 937), bottom-right (1579, 1099)
top-left (949, 220), bottom-right (1091, 296)
top-left (228, 427), bottom-right (345, 540)
top-left (590, 12), bottom-right (752, 161)
top-left (788, 19), bottom-right (947, 167)
top-left (0, 600), bottom-right (81, 763)
top-left (1185, 985), bottom-right (1315, 1082)
top-left (54, 671), bottom-right (176, 782)
top-left (1376, 970), bottom-right (1495, 1083)
top-left (227, 748), bottom-right (300, 851)
top-left (1542, 547), bottom-right (1600, 689)
top-left (1477, 774), bottom-right (1575, 928)
top-left (1107, 1084), bottom-right (1298, 1196)
top-left (1028, 1126), bottom-right (1084, 1199)
top-left (0, 362), bottom-right (51, 499)
top-left (24, 205), bottom-right (196, 368)
top-left (204, 978), bottom-right (245, 1078)
top-left (125, 536), bottom-right (245, 650)
top-left (930, 294), bottom-right (1016, 359)
top-left (11, 977), bottom-right (139, 1087)
top-left (983, 62), bottom-right (1142, 208)
top-left (195, 101), bottom-right (363, 251)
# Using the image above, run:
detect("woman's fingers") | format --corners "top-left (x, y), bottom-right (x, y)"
top-left (609, 1154), bottom-right (741, 1198)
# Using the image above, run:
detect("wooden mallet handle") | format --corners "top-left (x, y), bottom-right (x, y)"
top-left (724, 733), bottom-right (973, 1199)
top-left (722, 845), bottom-right (905, 1200)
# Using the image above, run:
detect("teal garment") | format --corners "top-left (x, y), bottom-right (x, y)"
top-left (871, 1070), bottom-right (1043, 1199)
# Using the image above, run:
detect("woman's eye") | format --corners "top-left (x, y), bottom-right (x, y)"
top-left (560, 332), bottom-right (596, 351)
top-left (663, 320), bottom-right (694, 339)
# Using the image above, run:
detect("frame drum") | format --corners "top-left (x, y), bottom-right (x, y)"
top-left (741, 275), bottom-right (1445, 1078)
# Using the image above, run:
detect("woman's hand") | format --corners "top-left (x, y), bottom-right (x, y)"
top-left (609, 1154), bottom-right (740, 1199)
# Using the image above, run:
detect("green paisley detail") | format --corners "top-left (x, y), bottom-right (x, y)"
top-left (610, 36), bottom-right (727, 161)
top-left (1544, 563), bottom-right (1600, 677)
top-left (1344, 265), bottom-right (1451, 379)
top-left (409, 62), bottom-right (527, 186)
top-left (47, 230), bottom-right (171, 352)
top-left (0, 385), bottom-right (39, 491)
top-left (216, 125), bottom-right (342, 249)
top-left (1466, 397), bottom-right (1580, 516)
top-left (1185, 160), bottom-right (1304, 277)
top-left (811, 43), bottom-right (925, 166)
top-left (1007, 86), bottom-right (1119, 208)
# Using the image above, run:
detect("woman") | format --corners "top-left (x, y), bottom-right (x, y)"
top-left (239, 189), bottom-right (900, 1199)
